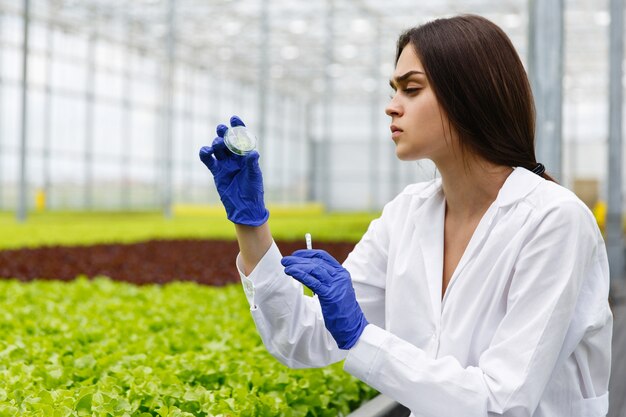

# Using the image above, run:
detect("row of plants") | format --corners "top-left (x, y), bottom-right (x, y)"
top-left (0, 277), bottom-right (378, 416)
top-left (0, 209), bottom-right (381, 415)
top-left (0, 209), bottom-right (378, 250)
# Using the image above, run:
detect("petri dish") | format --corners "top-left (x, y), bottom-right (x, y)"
top-left (224, 126), bottom-right (257, 156)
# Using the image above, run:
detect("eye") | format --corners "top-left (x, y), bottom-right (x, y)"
top-left (403, 87), bottom-right (421, 95)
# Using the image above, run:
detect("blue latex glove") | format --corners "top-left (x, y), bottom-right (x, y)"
top-left (199, 116), bottom-right (269, 227)
top-left (281, 249), bottom-right (368, 350)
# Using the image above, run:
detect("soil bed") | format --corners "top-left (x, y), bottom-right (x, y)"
top-left (0, 239), bottom-right (356, 285)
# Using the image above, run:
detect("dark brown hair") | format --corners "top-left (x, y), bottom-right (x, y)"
top-left (396, 14), bottom-right (556, 182)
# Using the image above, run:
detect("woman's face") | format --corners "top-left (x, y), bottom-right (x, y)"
top-left (386, 45), bottom-right (457, 162)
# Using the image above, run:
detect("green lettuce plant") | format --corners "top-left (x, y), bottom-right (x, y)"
top-left (0, 277), bottom-right (377, 416)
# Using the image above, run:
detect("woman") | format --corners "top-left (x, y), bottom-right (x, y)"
top-left (199, 15), bottom-right (612, 417)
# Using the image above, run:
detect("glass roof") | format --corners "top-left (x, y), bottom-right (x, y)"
top-left (1, 0), bottom-right (616, 100)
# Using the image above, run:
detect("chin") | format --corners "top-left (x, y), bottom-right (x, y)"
top-left (395, 146), bottom-right (422, 161)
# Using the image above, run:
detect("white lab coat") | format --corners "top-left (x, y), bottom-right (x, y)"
top-left (237, 167), bottom-right (613, 417)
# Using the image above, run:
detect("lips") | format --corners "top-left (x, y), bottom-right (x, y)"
top-left (390, 125), bottom-right (403, 140)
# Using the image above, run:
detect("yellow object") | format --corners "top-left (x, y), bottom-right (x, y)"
top-left (172, 204), bottom-right (226, 217)
top-left (573, 178), bottom-right (599, 210)
top-left (592, 200), bottom-right (606, 230)
top-left (35, 188), bottom-right (46, 212)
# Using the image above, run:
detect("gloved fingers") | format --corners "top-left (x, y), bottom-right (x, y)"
top-left (285, 251), bottom-right (341, 277)
top-left (283, 265), bottom-right (324, 294)
top-left (230, 115), bottom-right (246, 128)
top-left (211, 136), bottom-right (230, 161)
top-left (290, 249), bottom-right (343, 269)
top-left (216, 124), bottom-right (229, 138)
top-left (282, 256), bottom-right (334, 284)
top-left (281, 255), bottom-right (317, 269)
top-left (199, 146), bottom-right (217, 171)
top-left (244, 151), bottom-right (260, 170)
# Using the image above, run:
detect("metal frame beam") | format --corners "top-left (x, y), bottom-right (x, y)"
top-left (17, 0), bottom-right (30, 222)
top-left (528, 0), bottom-right (564, 181)
top-left (607, 0), bottom-right (624, 285)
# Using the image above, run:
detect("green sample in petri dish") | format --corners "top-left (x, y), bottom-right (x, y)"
top-left (224, 126), bottom-right (257, 156)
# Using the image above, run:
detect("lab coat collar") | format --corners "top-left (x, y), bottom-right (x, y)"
top-left (412, 188), bottom-right (445, 320)
top-left (492, 166), bottom-right (544, 208)
top-left (413, 177), bottom-right (443, 202)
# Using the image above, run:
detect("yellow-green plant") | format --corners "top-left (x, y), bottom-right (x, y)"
top-left (0, 211), bottom-right (379, 250)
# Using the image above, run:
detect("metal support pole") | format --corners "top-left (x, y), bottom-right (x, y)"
top-left (305, 99), bottom-right (315, 202)
top-left (184, 68), bottom-right (193, 202)
top-left (280, 95), bottom-right (288, 203)
top-left (206, 70), bottom-right (218, 203)
top-left (162, 0), bottom-right (175, 218)
top-left (17, 0), bottom-right (31, 222)
top-left (528, 0), bottom-right (564, 181)
top-left (322, 0), bottom-right (334, 209)
top-left (296, 99), bottom-right (304, 203)
top-left (0, 10), bottom-right (4, 210)
top-left (121, 24), bottom-right (132, 210)
top-left (607, 0), bottom-right (624, 285)
top-left (206, 71), bottom-right (213, 124)
top-left (203, 71), bottom-right (223, 203)
top-left (43, 5), bottom-right (53, 210)
top-left (257, 0), bottom-right (270, 162)
top-left (369, 19), bottom-right (381, 210)
top-left (212, 69), bottom-right (221, 125)
top-left (569, 92), bottom-right (579, 188)
top-left (84, 28), bottom-right (96, 210)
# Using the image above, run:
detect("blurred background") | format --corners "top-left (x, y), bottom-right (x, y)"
top-left (0, 0), bottom-right (619, 211)
top-left (0, 0), bottom-right (625, 415)
top-left (5, 0), bottom-right (625, 274)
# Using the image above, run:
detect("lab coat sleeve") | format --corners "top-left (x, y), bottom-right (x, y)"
top-left (344, 201), bottom-right (604, 416)
top-left (240, 242), bottom-right (347, 368)
top-left (240, 201), bottom-right (391, 369)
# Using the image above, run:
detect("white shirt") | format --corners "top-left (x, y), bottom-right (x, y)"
top-left (237, 167), bottom-right (613, 417)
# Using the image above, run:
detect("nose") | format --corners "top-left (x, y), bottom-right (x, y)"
top-left (385, 94), bottom-right (402, 117)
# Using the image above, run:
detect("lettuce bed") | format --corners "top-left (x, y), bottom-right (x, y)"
top-left (0, 277), bottom-right (377, 416)
top-left (0, 211), bottom-right (379, 250)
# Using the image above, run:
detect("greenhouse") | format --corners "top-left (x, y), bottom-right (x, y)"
top-left (0, 0), bottom-right (624, 416)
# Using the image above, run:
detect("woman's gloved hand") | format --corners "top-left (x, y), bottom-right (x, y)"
top-left (281, 249), bottom-right (369, 350)
top-left (199, 115), bottom-right (269, 227)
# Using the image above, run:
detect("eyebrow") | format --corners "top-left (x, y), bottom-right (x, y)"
top-left (389, 70), bottom-right (425, 89)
